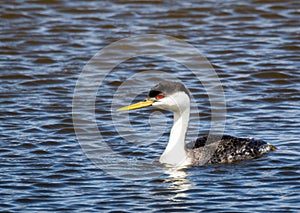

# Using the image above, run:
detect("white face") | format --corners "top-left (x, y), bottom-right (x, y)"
top-left (152, 91), bottom-right (190, 112)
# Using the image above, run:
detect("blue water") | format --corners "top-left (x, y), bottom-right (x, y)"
top-left (1, 0), bottom-right (300, 212)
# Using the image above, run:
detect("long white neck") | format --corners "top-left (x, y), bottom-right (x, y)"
top-left (159, 93), bottom-right (191, 166)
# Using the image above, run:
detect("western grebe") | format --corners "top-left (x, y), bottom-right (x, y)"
top-left (118, 81), bottom-right (275, 167)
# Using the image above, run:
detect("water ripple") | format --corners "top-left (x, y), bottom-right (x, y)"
top-left (1, 0), bottom-right (300, 212)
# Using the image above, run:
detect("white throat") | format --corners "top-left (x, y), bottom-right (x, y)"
top-left (158, 92), bottom-right (191, 166)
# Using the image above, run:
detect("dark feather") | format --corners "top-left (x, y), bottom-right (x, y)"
top-left (188, 135), bottom-right (274, 164)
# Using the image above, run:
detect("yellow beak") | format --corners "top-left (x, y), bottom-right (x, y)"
top-left (118, 100), bottom-right (154, 111)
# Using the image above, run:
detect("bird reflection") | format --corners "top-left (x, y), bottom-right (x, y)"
top-left (163, 166), bottom-right (195, 200)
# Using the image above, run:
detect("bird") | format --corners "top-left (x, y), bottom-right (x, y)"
top-left (118, 81), bottom-right (275, 167)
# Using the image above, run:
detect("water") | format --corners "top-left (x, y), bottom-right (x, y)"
top-left (1, 0), bottom-right (300, 212)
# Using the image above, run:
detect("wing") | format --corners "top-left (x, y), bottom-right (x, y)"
top-left (189, 135), bottom-right (274, 164)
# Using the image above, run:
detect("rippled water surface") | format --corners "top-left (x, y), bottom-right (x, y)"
top-left (1, 0), bottom-right (300, 212)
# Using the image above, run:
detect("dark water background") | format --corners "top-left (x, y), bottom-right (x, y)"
top-left (1, 0), bottom-right (300, 212)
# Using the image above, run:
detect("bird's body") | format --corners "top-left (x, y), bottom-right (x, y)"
top-left (118, 81), bottom-right (275, 167)
top-left (187, 134), bottom-right (275, 165)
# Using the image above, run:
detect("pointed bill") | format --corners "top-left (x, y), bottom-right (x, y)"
top-left (117, 100), bottom-right (154, 111)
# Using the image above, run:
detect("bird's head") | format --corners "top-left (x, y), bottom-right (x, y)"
top-left (118, 81), bottom-right (190, 113)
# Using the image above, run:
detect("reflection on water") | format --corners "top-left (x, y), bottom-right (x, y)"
top-left (163, 167), bottom-right (195, 201)
top-left (1, 0), bottom-right (300, 212)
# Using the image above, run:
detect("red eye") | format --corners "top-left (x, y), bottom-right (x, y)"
top-left (156, 94), bottom-right (163, 99)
